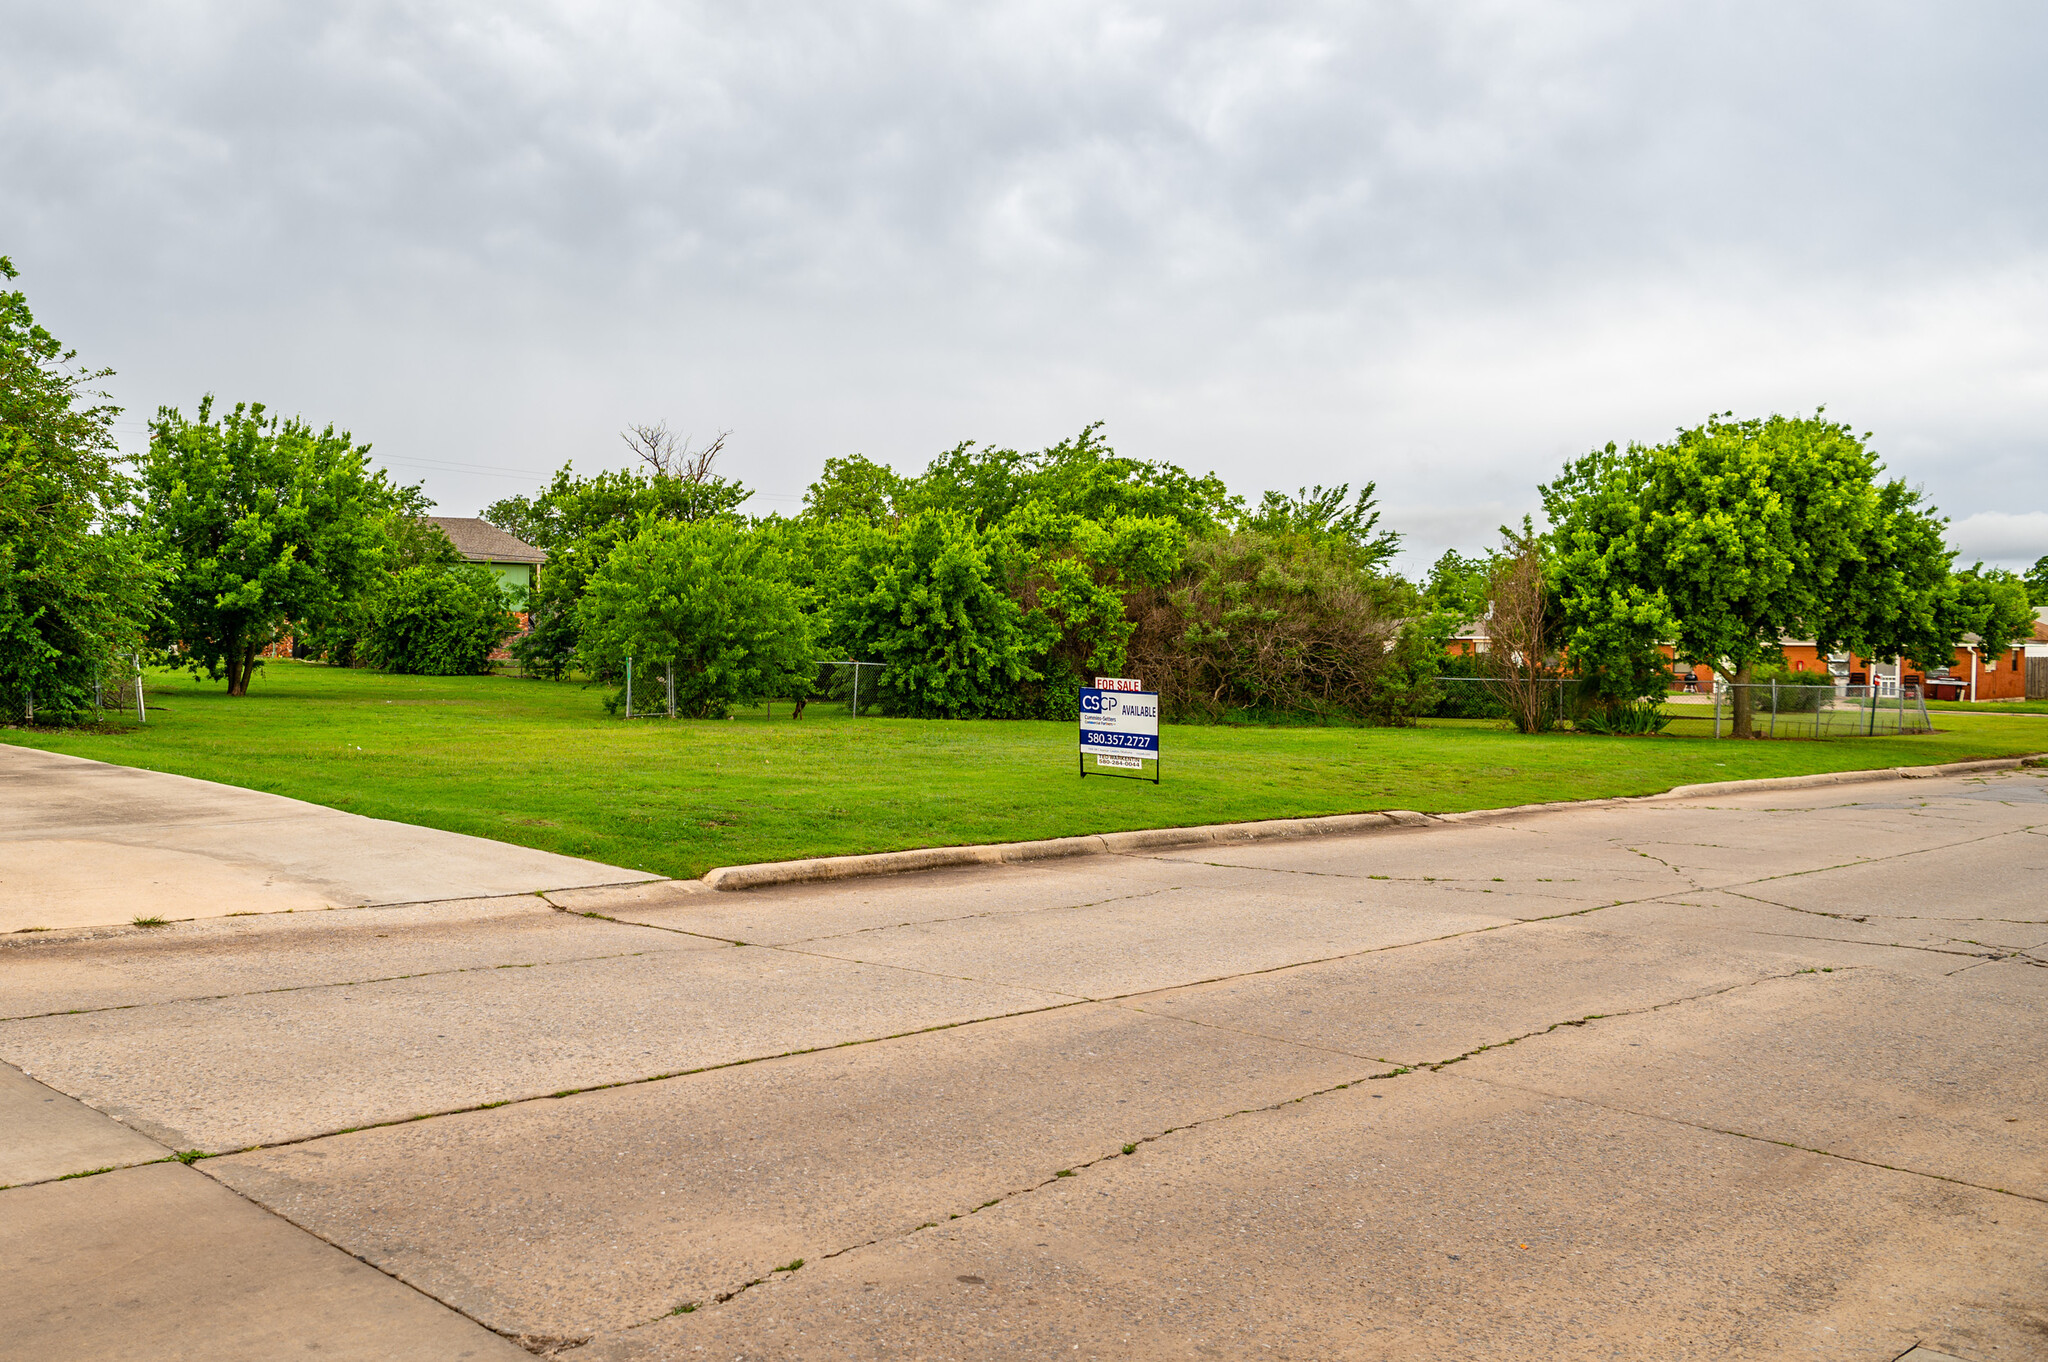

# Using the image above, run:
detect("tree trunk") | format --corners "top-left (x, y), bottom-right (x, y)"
top-left (1731, 662), bottom-right (1754, 739)
top-left (226, 641), bottom-right (258, 697)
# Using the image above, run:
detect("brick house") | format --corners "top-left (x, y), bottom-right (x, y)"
top-left (1736, 616), bottom-right (2046, 702)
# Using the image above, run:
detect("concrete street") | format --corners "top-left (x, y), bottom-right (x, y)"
top-left (2, 747), bottom-right (2044, 1360)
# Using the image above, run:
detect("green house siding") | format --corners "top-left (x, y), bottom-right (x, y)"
top-left (484, 561), bottom-right (535, 605)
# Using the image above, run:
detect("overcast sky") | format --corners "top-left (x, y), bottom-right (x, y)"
top-left (6, 1), bottom-right (2046, 574)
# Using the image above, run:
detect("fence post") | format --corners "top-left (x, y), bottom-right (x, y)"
top-left (625, 656), bottom-right (634, 719)
top-left (667, 661), bottom-right (676, 720)
top-left (851, 663), bottom-right (860, 718)
top-left (1713, 681), bottom-right (1722, 739)
top-left (1897, 678), bottom-right (1906, 734)
top-left (133, 653), bottom-right (146, 725)
top-left (1769, 679), bottom-right (1777, 739)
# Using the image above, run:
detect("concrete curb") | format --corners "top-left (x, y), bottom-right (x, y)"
top-left (696, 810), bottom-right (1436, 891)
top-left (686, 753), bottom-right (2047, 893)
top-left (1654, 755), bottom-right (2043, 801)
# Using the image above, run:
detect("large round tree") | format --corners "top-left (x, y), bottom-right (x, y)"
top-left (1543, 412), bottom-right (1961, 739)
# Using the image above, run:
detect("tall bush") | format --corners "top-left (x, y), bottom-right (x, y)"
top-left (1126, 531), bottom-right (1418, 723)
top-left (364, 565), bottom-right (514, 675)
top-left (0, 256), bottom-right (163, 721)
top-left (578, 517), bottom-right (816, 717)
top-left (828, 512), bottom-right (1036, 718)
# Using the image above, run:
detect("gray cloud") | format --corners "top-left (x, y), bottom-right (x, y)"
top-left (5, 1), bottom-right (2046, 570)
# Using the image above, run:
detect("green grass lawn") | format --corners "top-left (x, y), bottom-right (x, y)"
top-left (1925, 698), bottom-right (2048, 715)
top-left (8, 662), bottom-right (2046, 880)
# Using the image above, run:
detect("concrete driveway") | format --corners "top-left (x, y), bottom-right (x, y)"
top-left (2, 753), bottom-right (2044, 1360)
top-left (0, 743), bottom-right (658, 931)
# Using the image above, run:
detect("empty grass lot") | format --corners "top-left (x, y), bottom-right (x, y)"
top-left (9, 662), bottom-right (2046, 879)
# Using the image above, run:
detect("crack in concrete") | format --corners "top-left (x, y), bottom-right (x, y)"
top-left (1124, 856), bottom-right (1613, 909)
top-left (1714, 886), bottom-right (2046, 935)
top-left (1411, 968), bottom-right (1822, 1073)
top-left (1460, 1072), bottom-right (2048, 1207)
top-left (598, 1063), bottom-right (1416, 1341)
top-left (761, 884), bottom-right (1186, 947)
top-left (556, 969), bottom-right (1831, 1342)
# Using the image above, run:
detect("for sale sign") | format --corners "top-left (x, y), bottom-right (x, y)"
top-left (1093, 676), bottom-right (1145, 692)
top-left (1079, 686), bottom-right (1160, 758)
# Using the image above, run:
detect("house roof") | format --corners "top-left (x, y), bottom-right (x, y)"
top-left (426, 517), bottom-right (547, 565)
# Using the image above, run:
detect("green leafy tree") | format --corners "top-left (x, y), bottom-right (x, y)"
top-left (139, 398), bottom-right (405, 695)
top-left (489, 435), bottom-right (751, 679)
top-left (1544, 412), bottom-right (1960, 738)
top-left (896, 424), bottom-right (1237, 535)
top-left (483, 456), bottom-right (748, 554)
top-left (297, 490), bottom-right (463, 665)
top-left (1001, 498), bottom-right (1186, 706)
top-left (1949, 563), bottom-right (2034, 664)
top-left (362, 564), bottom-right (514, 676)
top-left (1421, 549), bottom-right (1493, 624)
top-left (1241, 483), bottom-right (1401, 569)
top-left (578, 517), bottom-right (816, 717)
top-left (801, 454), bottom-right (902, 525)
top-left (0, 256), bottom-right (163, 721)
top-left (2023, 555), bottom-right (2048, 607)
top-left (829, 512), bottom-right (1037, 718)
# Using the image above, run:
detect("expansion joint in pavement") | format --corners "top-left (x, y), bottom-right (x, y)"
top-left (185, 1157), bottom-right (550, 1353)
top-left (0, 946), bottom-right (691, 1023)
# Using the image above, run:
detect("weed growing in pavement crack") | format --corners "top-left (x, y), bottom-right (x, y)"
top-left (670, 1303), bottom-right (697, 1314)
top-left (1055, 1169), bottom-right (1075, 1177)
top-left (131, 916), bottom-right (167, 928)
top-left (173, 1150), bottom-right (206, 1164)
top-left (1122, 1144), bottom-right (1137, 1155)
top-left (774, 1259), bottom-right (804, 1273)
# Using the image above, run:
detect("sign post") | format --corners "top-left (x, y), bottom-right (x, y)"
top-left (1078, 676), bottom-right (1160, 784)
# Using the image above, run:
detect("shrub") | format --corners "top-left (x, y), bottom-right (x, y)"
top-left (578, 517), bottom-right (817, 718)
top-left (363, 565), bottom-right (514, 675)
top-left (1125, 531), bottom-right (1419, 724)
top-left (828, 512), bottom-right (1037, 718)
top-left (1578, 698), bottom-right (1672, 734)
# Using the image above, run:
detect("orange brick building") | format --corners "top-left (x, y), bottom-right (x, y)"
top-left (1452, 610), bottom-right (2048, 702)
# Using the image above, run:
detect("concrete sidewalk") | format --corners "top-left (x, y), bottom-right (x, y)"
top-left (3, 761), bottom-right (2044, 1358)
top-left (0, 743), bottom-right (657, 931)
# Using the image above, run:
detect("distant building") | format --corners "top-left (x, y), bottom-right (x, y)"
top-left (425, 518), bottom-right (547, 602)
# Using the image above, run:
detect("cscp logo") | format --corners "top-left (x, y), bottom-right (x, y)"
top-left (1079, 692), bottom-right (1104, 713)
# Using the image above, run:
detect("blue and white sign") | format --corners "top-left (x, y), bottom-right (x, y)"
top-left (1079, 687), bottom-right (1160, 759)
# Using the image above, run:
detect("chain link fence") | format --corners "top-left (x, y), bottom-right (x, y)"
top-left (1431, 675), bottom-right (1933, 737)
top-left (1662, 680), bottom-right (1932, 737)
